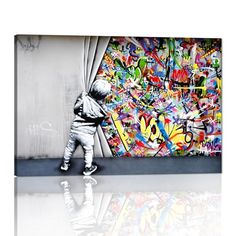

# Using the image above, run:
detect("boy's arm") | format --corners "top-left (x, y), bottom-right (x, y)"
top-left (74, 92), bottom-right (86, 113)
top-left (96, 100), bottom-right (108, 116)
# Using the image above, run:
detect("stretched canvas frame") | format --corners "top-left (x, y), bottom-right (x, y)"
top-left (15, 35), bottom-right (222, 176)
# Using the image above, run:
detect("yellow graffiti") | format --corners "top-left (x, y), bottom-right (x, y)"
top-left (104, 53), bottom-right (114, 65)
top-left (216, 112), bottom-right (221, 122)
top-left (201, 48), bottom-right (216, 59)
top-left (140, 116), bottom-right (160, 141)
top-left (216, 77), bottom-right (221, 89)
top-left (192, 63), bottom-right (199, 70)
top-left (112, 110), bottom-right (193, 152)
top-left (111, 112), bottom-right (129, 151)
top-left (140, 115), bottom-right (190, 150)
top-left (176, 86), bottom-right (207, 96)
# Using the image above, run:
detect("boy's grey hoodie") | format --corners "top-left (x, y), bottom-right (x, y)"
top-left (71, 92), bottom-right (107, 135)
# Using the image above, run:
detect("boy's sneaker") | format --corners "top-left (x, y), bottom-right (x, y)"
top-left (83, 165), bottom-right (97, 176)
top-left (60, 161), bottom-right (70, 171)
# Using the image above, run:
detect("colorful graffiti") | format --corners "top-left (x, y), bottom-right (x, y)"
top-left (96, 37), bottom-right (222, 157)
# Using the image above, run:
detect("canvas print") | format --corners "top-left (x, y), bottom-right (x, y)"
top-left (15, 35), bottom-right (222, 175)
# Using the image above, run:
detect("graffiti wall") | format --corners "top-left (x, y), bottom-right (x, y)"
top-left (96, 37), bottom-right (222, 157)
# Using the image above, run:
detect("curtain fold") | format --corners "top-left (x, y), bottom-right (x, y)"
top-left (82, 36), bottom-right (112, 158)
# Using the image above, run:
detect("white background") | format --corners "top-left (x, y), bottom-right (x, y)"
top-left (0, 0), bottom-right (236, 235)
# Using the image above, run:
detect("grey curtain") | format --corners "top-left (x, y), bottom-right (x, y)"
top-left (81, 36), bottom-right (112, 158)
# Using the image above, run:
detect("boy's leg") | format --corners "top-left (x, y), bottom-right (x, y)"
top-left (76, 132), bottom-right (97, 175)
top-left (83, 145), bottom-right (94, 168)
top-left (61, 132), bottom-right (78, 171)
top-left (82, 145), bottom-right (97, 175)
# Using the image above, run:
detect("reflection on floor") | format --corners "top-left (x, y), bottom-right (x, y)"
top-left (16, 174), bottom-right (221, 236)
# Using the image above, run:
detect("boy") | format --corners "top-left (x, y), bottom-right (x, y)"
top-left (60, 79), bottom-right (111, 175)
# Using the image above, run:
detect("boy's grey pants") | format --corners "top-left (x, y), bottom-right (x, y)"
top-left (64, 130), bottom-right (94, 167)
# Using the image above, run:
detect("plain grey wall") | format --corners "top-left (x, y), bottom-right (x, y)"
top-left (16, 35), bottom-right (104, 158)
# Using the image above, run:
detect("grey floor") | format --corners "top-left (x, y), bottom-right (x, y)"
top-left (15, 156), bottom-right (222, 176)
